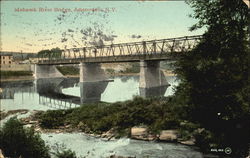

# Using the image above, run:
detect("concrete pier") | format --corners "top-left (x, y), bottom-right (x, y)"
top-left (79, 62), bottom-right (108, 103)
top-left (79, 62), bottom-right (107, 82)
top-left (139, 60), bottom-right (169, 97)
top-left (139, 60), bottom-right (168, 88)
top-left (33, 64), bottom-right (64, 79)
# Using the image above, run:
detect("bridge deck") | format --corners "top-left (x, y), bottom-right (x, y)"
top-left (37, 53), bottom-right (181, 65)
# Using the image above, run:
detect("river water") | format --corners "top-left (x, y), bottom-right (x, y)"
top-left (0, 76), bottom-right (203, 158)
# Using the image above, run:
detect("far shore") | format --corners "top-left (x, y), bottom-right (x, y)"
top-left (0, 73), bottom-right (139, 82)
top-left (0, 70), bottom-right (176, 82)
top-left (0, 76), bottom-right (34, 82)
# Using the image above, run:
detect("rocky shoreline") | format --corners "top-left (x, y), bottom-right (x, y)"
top-left (14, 110), bottom-right (195, 146)
top-left (0, 109), bottom-right (29, 120)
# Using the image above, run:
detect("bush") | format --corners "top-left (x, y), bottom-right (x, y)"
top-left (38, 110), bottom-right (71, 129)
top-left (54, 149), bottom-right (77, 158)
top-left (0, 118), bottom-right (50, 158)
top-left (105, 68), bottom-right (115, 74)
top-left (38, 97), bottom-right (186, 135)
top-left (193, 129), bottom-right (214, 152)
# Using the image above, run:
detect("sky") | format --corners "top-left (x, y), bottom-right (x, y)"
top-left (0, 1), bottom-right (206, 53)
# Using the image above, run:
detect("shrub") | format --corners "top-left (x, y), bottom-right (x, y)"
top-left (54, 149), bottom-right (77, 158)
top-left (0, 117), bottom-right (50, 158)
top-left (106, 68), bottom-right (115, 74)
top-left (38, 110), bottom-right (70, 129)
top-left (38, 97), bottom-right (186, 135)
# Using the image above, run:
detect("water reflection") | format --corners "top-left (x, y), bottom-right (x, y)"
top-left (0, 80), bottom-right (34, 99)
top-left (35, 78), bottom-right (81, 108)
top-left (79, 81), bottom-right (109, 103)
top-left (35, 78), bottom-right (112, 105)
top-left (1, 76), bottom-right (177, 110)
top-left (139, 85), bottom-right (169, 98)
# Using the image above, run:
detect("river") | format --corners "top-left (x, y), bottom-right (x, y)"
top-left (0, 76), bottom-right (203, 158)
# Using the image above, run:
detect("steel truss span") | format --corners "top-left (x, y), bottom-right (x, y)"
top-left (37, 35), bottom-right (203, 65)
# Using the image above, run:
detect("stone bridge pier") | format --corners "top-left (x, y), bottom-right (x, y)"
top-left (33, 64), bottom-right (64, 79)
top-left (139, 60), bottom-right (169, 97)
top-left (79, 62), bottom-right (108, 103)
top-left (79, 62), bottom-right (107, 82)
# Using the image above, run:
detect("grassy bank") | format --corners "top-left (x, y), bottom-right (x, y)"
top-left (0, 71), bottom-right (33, 79)
top-left (36, 97), bottom-right (199, 139)
top-left (119, 62), bottom-right (140, 73)
top-left (56, 66), bottom-right (79, 76)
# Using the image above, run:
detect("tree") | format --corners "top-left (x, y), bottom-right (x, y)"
top-left (174, 0), bottom-right (249, 156)
top-left (38, 49), bottom-right (51, 58)
top-left (0, 118), bottom-right (51, 158)
top-left (51, 47), bottom-right (63, 58)
top-left (38, 47), bottom-right (62, 58)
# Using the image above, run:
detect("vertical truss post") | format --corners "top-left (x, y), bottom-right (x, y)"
top-left (93, 48), bottom-right (97, 58)
top-left (171, 39), bottom-right (175, 52)
top-left (153, 42), bottom-right (156, 54)
top-left (83, 47), bottom-right (86, 58)
top-left (143, 41), bottom-right (146, 55)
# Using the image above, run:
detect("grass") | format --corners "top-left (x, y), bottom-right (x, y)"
top-left (119, 62), bottom-right (140, 73)
top-left (56, 66), bottom-right (79, 75)
top-left (0, 71), bottom-right (33, 79)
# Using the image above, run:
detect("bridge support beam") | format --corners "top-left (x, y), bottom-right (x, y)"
top-left (139, 60), bottom-right (169, 97)
top-left (33, 64), bottom-right (64, 79)
top-left (79, 62), bottom-right (107, 82)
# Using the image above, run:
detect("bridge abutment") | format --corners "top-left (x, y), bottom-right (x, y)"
top-left (33, 64), bottom-right (64, 79)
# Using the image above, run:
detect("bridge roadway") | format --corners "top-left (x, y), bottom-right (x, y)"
top-left (36, 35), bottom-right (202, 65)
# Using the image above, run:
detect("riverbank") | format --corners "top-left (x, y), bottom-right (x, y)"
top-left (0, 70), bottom-right (33, 82)
top-left (0, 73), bottom-right (138, 82)
top-left (16, 97), bottom-right (199, 145)
top-left (18, 111), bottom-right (195, 146)
top-left (0, 63), bottom-right (175, 82)
top-left (0, 70), bottom-right (175, 82)
top-left (0, 76), bottom-right (34, 82)
top-left (0, 114), bottom-right (202, 158)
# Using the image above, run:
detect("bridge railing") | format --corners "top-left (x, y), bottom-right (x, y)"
top-left (37, 35), bottom-right (203, 63)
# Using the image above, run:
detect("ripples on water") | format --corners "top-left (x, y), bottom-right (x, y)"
top-left (41, 133), bottom-right (203, 158)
